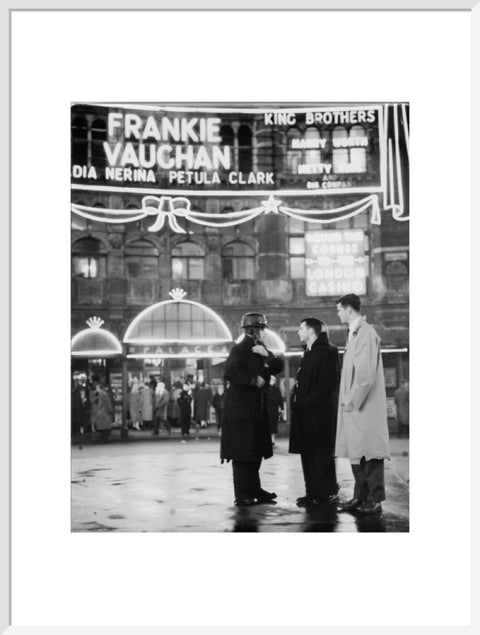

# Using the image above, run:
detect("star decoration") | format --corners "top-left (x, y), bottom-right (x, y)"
top-left (261, 195), bottom-right (281, 215)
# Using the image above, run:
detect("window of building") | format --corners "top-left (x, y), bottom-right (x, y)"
top-left (332, 125), bottom-right (367, 174)
top-left (220, 124), bottom-right (234, 147)
top-left (91, 118), bottom-right (107, 168)
top-left (304, 126), bottom-right (321, 166)
top-left (238, 125), bottom-right (253, 172)
top-left (72, 237), bottom-right (106, 279)
top-left (171, 241), bottom-right (205, 280)
top-left (222, 241), bottom-right (255, 281)
top-left (71, 116), bottom-right (88, 164)
top-left (385, 258), bottom-right (409, 298)
top-left (288, 218), bottom-right (305, 279)
top-left (125, 239), bottom-right (159, 279)
top-left (286, 127), bottom-right (302, 174)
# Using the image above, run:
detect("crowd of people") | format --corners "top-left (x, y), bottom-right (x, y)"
top-left (72, 374), bottom-right (264, 441)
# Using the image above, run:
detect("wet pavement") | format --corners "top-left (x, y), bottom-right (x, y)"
top-left (71, 433), bottom-right (409, 532)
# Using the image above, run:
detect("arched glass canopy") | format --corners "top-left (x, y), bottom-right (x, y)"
top-left (124, 289), bottom-right (233, 359)
top-left (71, 317), bottom-right (122, 357)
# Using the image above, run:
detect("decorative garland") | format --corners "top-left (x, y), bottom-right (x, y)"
top-left (71, 193), bottom-right (381, 234)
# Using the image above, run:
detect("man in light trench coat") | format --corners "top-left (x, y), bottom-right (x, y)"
top-left (335, 294), bottom-right (390, 515)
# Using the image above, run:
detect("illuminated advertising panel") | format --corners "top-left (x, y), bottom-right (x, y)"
top-left (71, 104), bottom-right (383, 195)
top-left (305, 229), bottom-right (369, 297)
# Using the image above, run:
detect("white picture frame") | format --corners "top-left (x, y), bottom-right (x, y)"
top-left (3, 0), bottom-right (478, 632)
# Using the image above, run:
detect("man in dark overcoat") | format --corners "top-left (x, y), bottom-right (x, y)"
top-left (289, 317), bottom-right (340, 507)
top-left (221, 312), bottom-right (284, 506)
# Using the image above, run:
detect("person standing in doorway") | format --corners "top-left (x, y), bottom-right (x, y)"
top-left (129, 378), bottom-right (142, 431)
top-left (141, 380), bottom-right (155, 431)
top-left (335, 294), bottom-right (390, 515)
top-left (289, 318), bottom-right (340, 507)
top-left (212, 384), bottom-right (225, 435)
top-left (153, 382), bottom-right (171, 435)
top-left (221, 312), bottom-right (284, 506)
top-left (194, 382), bottom-right (212, 429)
top-left (90, 376), bottom-right (114, 444)
top-left (178, 386), bottom-right (193, 437)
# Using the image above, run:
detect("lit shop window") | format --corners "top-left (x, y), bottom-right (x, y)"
top-left (332, 125), bottom-right (367, 174)
top-left (222, 241), bottom-right (255, 281)
top-left (91, 118), bottom-right (108, 168)
top-left (126, 239), bottom-right (159, 279)
top-left (71, 116), bottom-right (88, 164)
top-left (238, 125), bottom-right (253, 173)
top-left (72, 237), bottom-right (106, 279)
top-left (171, 241), bottom-right (205, 280)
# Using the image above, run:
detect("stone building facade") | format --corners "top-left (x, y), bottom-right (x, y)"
top-left (71, 103), bottom-right (409, 422)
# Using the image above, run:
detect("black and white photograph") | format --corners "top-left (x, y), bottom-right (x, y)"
top-left (70, 102), bottom-right (410, 532)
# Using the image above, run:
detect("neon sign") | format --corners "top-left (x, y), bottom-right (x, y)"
top-left (71, 104), bottom-right (384, 194)
top-left (72, 104), bottom-right (409, 226)
top-left (305, 230), bottom-right (369, 297)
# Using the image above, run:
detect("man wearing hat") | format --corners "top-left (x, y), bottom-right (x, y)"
top-left (221, 312), bottom-right (284, 506)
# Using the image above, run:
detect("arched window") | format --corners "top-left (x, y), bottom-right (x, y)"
top-left (220, 125), bottom-right (234, 147)
top-left (385, 257), bottom-right (409, 298)
top-left (238, 125), bottom-right (253, 172)
top-left (286, 127), bottom-right (302, 174)
top-left (171, 241), bottom-right (205, 280)
top-left (349, 125), bottom-right (367, 172)
top-left (72, 237), bottom-right (106, 279)
top-left (71, 116), bottom-right (88, 164)
top-left (91, 118), bottom-right (107, 168)
top-left (125, 239), bottom-right (159, 279)
top-left (332, 124), bottom-right (367, 173)
top-left (222, 241), bottom-right (255, 281)
top-left (304, 126), bottom-right (321, 166)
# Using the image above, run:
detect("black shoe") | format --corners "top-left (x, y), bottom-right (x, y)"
top-left (296, 495), bottom-right (311, 504)
top-left (296, 496), bottom-right (315, 507)
top-left (234, 498), bottom-right (257, 507)
top-left (298, 495), bottom-right (338, 508)
top-left (256, 489), bottom-right (277, 502)
top-left (311, 494), bottom-right (339, 506)
top-left (356, 501), bottom-right (382, 515)
top-left (337, 498), bottom-right (362, 512)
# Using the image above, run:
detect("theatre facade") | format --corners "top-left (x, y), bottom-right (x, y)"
top-left (71, 102), bottom-right (409, 426)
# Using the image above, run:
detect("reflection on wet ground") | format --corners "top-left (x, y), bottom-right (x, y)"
top-left (72, 437), bottom-right (409, 533)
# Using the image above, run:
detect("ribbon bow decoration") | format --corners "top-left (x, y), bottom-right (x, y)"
top-left (141, 195), bottom-right (191, 233)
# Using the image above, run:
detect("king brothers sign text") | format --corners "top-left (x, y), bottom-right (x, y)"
top-left (71, 106), bottom-right (383, 193)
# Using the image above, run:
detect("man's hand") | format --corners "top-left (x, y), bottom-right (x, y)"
top-left (256, 375), bottom-right (266, 388)
top-left (252, 344), bottom-right (268, 358)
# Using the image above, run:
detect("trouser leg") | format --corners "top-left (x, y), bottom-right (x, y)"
top-left (352, 458), bottom-right (385, 502)
top-left (232, 460), bottom-right (262, 499)
top-left (301, 453), bottom-right (337, 498)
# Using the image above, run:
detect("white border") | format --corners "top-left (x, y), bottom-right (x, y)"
top-left (0, 2), bottom-right (479, 633)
